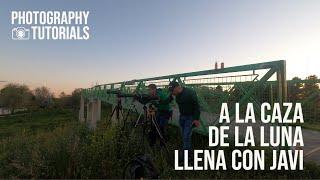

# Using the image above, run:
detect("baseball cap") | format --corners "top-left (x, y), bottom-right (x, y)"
top-left (168, 81), bottom-right (180, 92)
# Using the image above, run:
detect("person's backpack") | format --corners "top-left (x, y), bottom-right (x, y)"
top-left (123, 154), bottom-right (159, 179)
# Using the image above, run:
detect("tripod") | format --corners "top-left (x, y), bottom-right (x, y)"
top-left (109, 96), bottom-right (140, 132)
top-left (109, 96), bottom-right (124, 125)
top-left (122, 101), bottom-right (140, 130)
top-left (123, 103), bottom-right (172, 179)
top-left (134, 104), bottom-right (170, 155)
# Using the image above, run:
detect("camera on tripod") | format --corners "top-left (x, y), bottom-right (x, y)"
top-left (106, 89), bottom-right (159, 105)
top-left (105, 88), bottom-right (170, 176)
top-left (105, 89), bottom-right (160, 126)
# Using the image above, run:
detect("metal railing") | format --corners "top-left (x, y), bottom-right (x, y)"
top-left (82, 60), bottom-right (300, 135)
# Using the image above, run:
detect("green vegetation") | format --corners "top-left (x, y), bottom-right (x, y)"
top-left (0, 83), bottom-right (82, 113)
top-left (1, 109), bottom-right (320, 179)
top-left (0, 109), bottom-right (76, 138)
top-left (197, 75), bottom-right (320, 128)
top-left (0, 84), bottom-right (32, 113)
top-left (301, 122), bottom-right (320, 131)
top-left (0, 77), bottom-right (319, 178)
top-left (0, 109), bottom-right (154, 178)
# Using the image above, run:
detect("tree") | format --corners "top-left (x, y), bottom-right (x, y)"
top-left (0, 83), bottom-right (32, 113)
top-left (56, 91), bottom-right (71, 109)
top-left (288, 77), bottom-right (303, 102)
top-left (303, 75), bottom-right (319, 96)
top-left (70, 88), bottom-right (82, 109)
top-left (53, 89), bottom-right (82, 109)
top-left (34, 86), bottom-right (54, 108)
top-left (59, 92), bottom-right (66, 98)
top-left (301, 75), bottom-right (320, 122)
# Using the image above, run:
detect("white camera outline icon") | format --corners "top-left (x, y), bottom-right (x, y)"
top-left (12, 27), bottom-right (30, 40)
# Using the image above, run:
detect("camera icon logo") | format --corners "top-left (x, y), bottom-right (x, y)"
top-left (12, 27), bottom-right (30, 40)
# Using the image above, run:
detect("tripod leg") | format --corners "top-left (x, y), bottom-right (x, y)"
top-left (116, 107), bottom-right (120, 123)
top-left (151, 115), bottom-right (164, 140)
top-left (109, 106), bottom-right (117, 124)
top-left (124, 106), bottom-right (132, 123)
top-left (134, 112), bottom-right (143, 127)
top-left (130, 107), bottom-right (139, 124)
top-left (122, 107), bottom-right (131, 130)
top-left (151, 115), bottom-right (170, 155)
top-left (122, 105), bottom-right (135, 130)
top-left (116, 106), bottom-right (124, 125)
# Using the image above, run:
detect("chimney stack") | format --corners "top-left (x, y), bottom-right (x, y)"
top-left (221, 62), bottom-right (224, 69)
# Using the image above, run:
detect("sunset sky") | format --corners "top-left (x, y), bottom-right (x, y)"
top-left (0, 0), bottom-right (319, 95)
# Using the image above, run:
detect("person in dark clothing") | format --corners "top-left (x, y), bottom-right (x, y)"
top-left (168, 81), bottom-right (200, 152)
top-left (147, 84), bottom-right (172, 147)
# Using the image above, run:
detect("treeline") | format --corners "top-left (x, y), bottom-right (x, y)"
top-left (288, 75), bottom-right (320, 123)
top-left (0, 83), bottom-right (81, 113)
top-left (288, 75), bottom-right (319, 102)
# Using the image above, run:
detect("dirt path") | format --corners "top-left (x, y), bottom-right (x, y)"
top-left (301, 128), bottom-right (320, 164)
top-left (224, 121), bottom-right (320, 165)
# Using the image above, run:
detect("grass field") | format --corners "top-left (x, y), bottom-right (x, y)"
top-left (0, 109), bottom-right (77, 139)
top-left (0, 108), bottom-right (320, 179)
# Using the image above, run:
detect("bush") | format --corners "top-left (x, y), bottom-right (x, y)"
top-left (0, 120), bottom-right (145, 178)
top-left (1, 111), bottom-right (320, 179)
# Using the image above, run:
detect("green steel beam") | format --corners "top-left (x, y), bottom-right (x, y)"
top-left (82, 60), bottom-right (320, 136)
top-left (96, 60), bottom-right (285, 87)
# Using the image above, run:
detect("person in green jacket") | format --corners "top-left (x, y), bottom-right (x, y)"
top-left (168, 81), bottom-right (200, 152)
top-left (148, 84), bottom-right (173, 147)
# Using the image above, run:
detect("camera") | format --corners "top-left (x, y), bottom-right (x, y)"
top-left (106, 90), bottom-right (159, 105)
top-left (12, 27), bottom-right (30, 40)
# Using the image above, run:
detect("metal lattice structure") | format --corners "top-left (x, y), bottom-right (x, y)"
top-left (81, 60), bottom-right (295, 135)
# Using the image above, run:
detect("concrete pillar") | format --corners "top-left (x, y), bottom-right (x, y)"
top-left (79, 95), bottom-right (85, 122)
top-left (90, 100), bottom-right (97, 128)
top-left (87, 99), bottom-right (101, 129)
top-left (96, 100), bottom-right (101, 121)
top-left (86, 102), bottom-right (92, 122)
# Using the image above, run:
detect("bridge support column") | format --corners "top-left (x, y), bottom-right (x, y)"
top-left (87, 99), bottom-right (101, 129)
top-left (96, 100), bottom-right (101, 122)
top-left (86, 101), bottom-right (92, 123)
top-left (79, 95), bottom-right (85, 122)
top-left (90, 100), bottom-right (96, 128)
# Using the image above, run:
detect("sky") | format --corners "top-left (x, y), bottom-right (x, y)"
top-left (0, 0), bottom-right (319, 95)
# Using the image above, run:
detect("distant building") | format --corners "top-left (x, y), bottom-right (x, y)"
top-left (0, 107), bottom-right (11, 115)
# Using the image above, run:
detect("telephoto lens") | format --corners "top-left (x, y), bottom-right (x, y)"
top-left (135, 94), bottom-right (159, 105)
